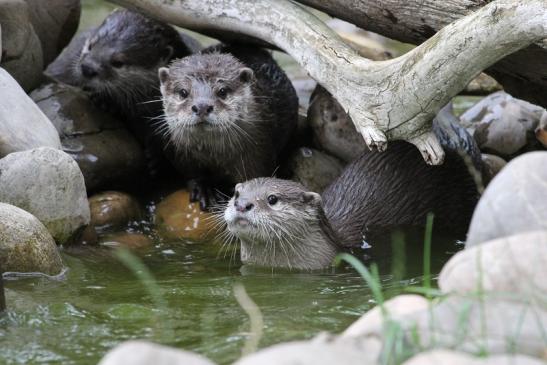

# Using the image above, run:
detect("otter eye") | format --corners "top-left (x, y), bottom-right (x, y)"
top-left (217, 87), bottom-right (229, 99)
top-left (179, 89), bottom-right (189, 99)
top-left (110, 59), bottom-right (124, 68)
top-left (234, 191), bottom-right (240, 199)
top-left (267, 195), bottom-right (278, 206)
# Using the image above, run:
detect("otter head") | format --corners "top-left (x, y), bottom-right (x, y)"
top-left (223, 178), bottom-right (339, 270)
top-left (158, 53), bottom-right (255, 149)
top-left (76, 9), bottom-right (185, 108)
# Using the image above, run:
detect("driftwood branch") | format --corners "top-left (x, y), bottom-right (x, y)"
top-left (108, 0), bottom-right (547, 165)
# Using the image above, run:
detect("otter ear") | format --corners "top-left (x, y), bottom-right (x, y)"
top-left (158, 67), bottom-right (170, 84)
top-left (302, 192), bottom-right (321, 205)
top-left (238, 67), bottom-right (254, 83)
top-left (161, 46), bottom-right (174, 63)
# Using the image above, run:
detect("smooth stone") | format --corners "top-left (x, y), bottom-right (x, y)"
top-left (0, 68), bottom-right (61, 158)
top-left (0, 147), bottom-right (90, 244)
top-left (235, 333), bottom-right (381, 365)
top-left (0, 203), bottom-right (63, 275)
top-left (403, 350), bottom-right (545, 365)
top-left (0, 0), bottom-right (44, 91)
top-left (536, 110), bottom-right (547, 148)
top-left (466, 151), bottom-right (547, 247)
top-left (31, 83), bottom-right (145, 192)
top-left (99, 232), bottom-right (153, 250)
top-left (460, 91), bottom-right (546, 157)
top-left (342, 295), bottom-right (429, 338)
top-left (89, 191), bottom-right (143, 229)
top-left (98, 340), bottom-right (217, 365)
top-left (480, 153), bottom-right (507, 185)
top-left (289, 147), bottom-right (344, 193)
top-left (439, 230), bottom-right (547, 296)
top-left (25, 0), bottom-right (81, 66)
top-left (463, 73), bottom-right (503, 96)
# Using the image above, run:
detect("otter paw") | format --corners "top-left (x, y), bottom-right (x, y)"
top-left (359, 126), bottom-right (388, 152)
top-left (409, 132), bottom-right (445, 165)
top-left (188, 180), bottom-right (218, 212)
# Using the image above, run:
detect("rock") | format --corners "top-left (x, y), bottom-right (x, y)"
top-left (460, 92), bottom-right (546, 157)
top-left (463, 73), bottom-right (503, 96)
top-left (466, 151), bottom-right (547, 247)
top-left (0, 0), bottom-right (44, 91)
top-left (342, 295), bottom-right (429, 338)
top-left (31, 83), bottom-right (146, 192)
top-left (289, 147), bottom-right (344, 193)
top-left (155, 190), bottom-right (218, 242)
top-left (0, 68), bottom-right (61, 158)
top-left (536, 110), bottom-right (547, 148)
top-left (89, 191), bottom-right (143, 229)
top-left (480, 153), bottom-right (507, 185)
top-left (0, 147), bottom-right (90, 244)
top-left (0, 203), bottom-right (63, 275)
top-left (99, 232), bottom-right (153, 250)
top-left (403, 350), bottom-right (545, 365)
top-left (98, 340), bottom-right (217, 365)
top-left (440, 230), bottom-right (547, 296)
top-left (25, 0), bottom-right (81, 66)
top-left (235, 333), bottom-right (381, 365)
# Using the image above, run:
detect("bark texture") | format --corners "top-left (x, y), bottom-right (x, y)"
top-left (298, 0), bottom-right (547, 108)
top-left (108, 0), bottom-right (547, 165)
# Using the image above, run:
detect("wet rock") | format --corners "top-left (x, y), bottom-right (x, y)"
top-left (466, 151), bottom-right (547, 247)
top-left (0, 0), bottom-right (44, 91)
top-left (0, 68), bottom-right (61, 158)
top-left (89, 191), bottom-right (143, 229)
top-left (235, 333), bottom-right (381, 365)
top-left (289, 147), bottom-right (344, 193)
top-left (31, 83), bottom-right (145, 192)
top-left (536, 110), bottom-right (547, 148)
top-left (98, 340), bottom-right (217, 365)
top-left (0, 147), bottom-right (90, 245)
top-left (155, 190), bottom-right (218, 242)
top-left (0, 203), bottom-right (64, 275)
top-left (440, 230), bottom-right (547, 296)
top-left (460, 91), bottom-right (546, 157)
top-left (480, 153), bottom-right (507, 185)
top-left (25, 0), bottom-right (81, 66)
top-left (403, 350), bottom-right (545, 365)
top-left (99, 232), bottom-right (153, 250)
top-left (73, 224), bottom-right (98, 246)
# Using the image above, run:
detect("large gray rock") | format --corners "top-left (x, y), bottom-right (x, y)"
top-left (0, 0), bottom-right (44, 91)
top-left (0, 203), bottom-right (63, 275)
top-left (0, 147), bottom-right (90, 244)
top-left (403, 350), bottom-right (545, 365)
top-left (289, 147), bottom-right (344, 193)
top-left (31, 83), bottom-right (146, 192)
top-left (466, 151), bottom-right (547, 247)
top-left (98, 341), bottom-right (217, 365)
top-left (0, 68), bottom-right (61, 158)
top-left (440, 231), bottom-right (547, 296)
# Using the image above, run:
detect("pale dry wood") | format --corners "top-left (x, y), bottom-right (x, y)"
top-left (109, 0), bottom-right (547, 165)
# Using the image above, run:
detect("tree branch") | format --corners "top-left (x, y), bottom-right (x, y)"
top-left (108, 0), bottom-right (547, 165)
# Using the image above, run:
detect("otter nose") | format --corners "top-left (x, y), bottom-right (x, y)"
top-left (234, 199), bottom-right (254, 213)
top-left (191, 103), bottom-right (214, 117)
top-left (81, 63), bottom-right (98, 78)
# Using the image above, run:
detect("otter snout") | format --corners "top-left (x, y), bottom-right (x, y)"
top-left (81, 63), bottom-right (98, 78)
top-left (191, 103), bottom-right (214, 117)
top-left (234, 199), bottom-right (254, 213)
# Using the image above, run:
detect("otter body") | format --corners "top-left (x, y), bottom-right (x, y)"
top-left (159, 44), bottom-right (298, 208)
top-left (224, 141), bottom-right (479, 270)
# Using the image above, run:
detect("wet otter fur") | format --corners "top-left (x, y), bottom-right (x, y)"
top-left (224, 141), bottom-right (479, 270)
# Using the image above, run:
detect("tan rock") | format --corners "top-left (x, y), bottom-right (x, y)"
top-left (89, 191), bottom-right (143, 229)
top-left (100, 232), bottom-right (153, 250)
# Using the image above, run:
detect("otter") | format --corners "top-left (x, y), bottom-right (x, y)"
top-left (159, 44), bottom-right (298, 209)
top-left (223, 141), bottom-right (479, 270)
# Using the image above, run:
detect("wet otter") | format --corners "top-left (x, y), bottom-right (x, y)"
top-left (159, 44), bottom-right (298, 209)
top-left (224, 142), bottom-right (479, 270)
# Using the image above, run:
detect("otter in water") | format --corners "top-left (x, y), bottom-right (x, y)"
top-left (224, 141), bottom-right (479, 270)
top-left (159, 44), bottom-right (298, 209)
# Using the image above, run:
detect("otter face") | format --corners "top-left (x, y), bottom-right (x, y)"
top-left (158, 53), bottom-right (255, 147)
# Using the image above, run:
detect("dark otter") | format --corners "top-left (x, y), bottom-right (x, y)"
top-left (224, 141), bottom-right (479, 270)
top-left (159, 44), bottom-right (298, 209)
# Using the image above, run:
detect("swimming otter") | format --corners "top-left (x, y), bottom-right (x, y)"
top-left (224, 141), bottom-right (479, 270)
top-left (159, 44), bottom-right (298, 209)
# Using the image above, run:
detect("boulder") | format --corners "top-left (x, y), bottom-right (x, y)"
top-left (289, 147), bottom-right (344, 193)
top-left (89, 191), bottom-right (143, 229)
top-left (0, 203), bottom-right (63, 275)
top-left (440, 230), bottom-right (547, 296)
top-left (0, 0), bottom-right (44, 91)
top-left (0, 147), bottom-right (90, 244)
top-left (403, 350), bottom-right (545, 365)
top-left (0, 68), bottom-right (61, 158)
top-left (466, 151), bottom-right (547, 247)
top-left (99, 232), bottom-right (153, 250)
top-left (31, 83), bottom-right (146, 192)
top-left (98, 341), bottom-right (217, 365)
